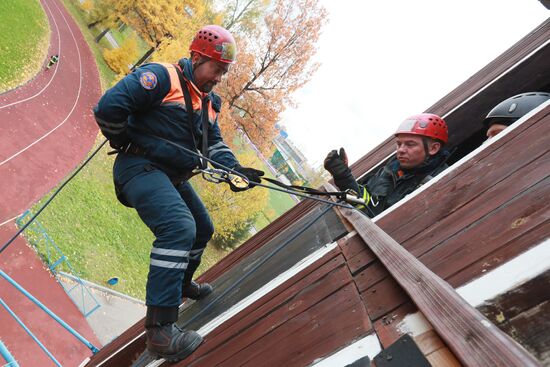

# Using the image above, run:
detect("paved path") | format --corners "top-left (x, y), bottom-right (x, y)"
top-left (0, 0), bottom-right (104, 365)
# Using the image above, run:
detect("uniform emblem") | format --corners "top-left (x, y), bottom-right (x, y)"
top-left (140, 72), bottom-right (157, 90)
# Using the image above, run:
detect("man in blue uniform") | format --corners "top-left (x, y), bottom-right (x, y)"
top-left (324, 114), bottom-right (449, 218)
top-left (93, 25), bottom-right (264, 362)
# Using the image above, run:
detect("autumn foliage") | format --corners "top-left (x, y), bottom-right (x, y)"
top-left (103, 36), bottom-right (138, 76)
top-left (218, 0), bottom-right (327, 155)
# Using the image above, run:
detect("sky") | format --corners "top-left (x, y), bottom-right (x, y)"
top-left (281, 0), bottom-right (549, 168)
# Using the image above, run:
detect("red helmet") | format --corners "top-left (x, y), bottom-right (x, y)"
top-left (395, 113), bottom-right (448, 144)
top-left (189, 25), bottom-right (237, 64)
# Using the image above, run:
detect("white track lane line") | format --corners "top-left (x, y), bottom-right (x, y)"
top-left (0, 0), bottom-right (61, 110)
top-left (0, 0), bottom-right (84, 167)
top-left (0, 215), bottom-right (20, 228)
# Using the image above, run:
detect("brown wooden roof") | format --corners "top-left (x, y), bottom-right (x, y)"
top-left (85, 18), bottom-right (550, 367)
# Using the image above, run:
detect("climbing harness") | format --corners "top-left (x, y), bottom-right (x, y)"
top-left (196, 167), bottom-right (250, 191)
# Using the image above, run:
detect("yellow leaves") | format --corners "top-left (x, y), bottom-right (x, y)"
top-left (115, 0), bottom-right (203, 47)
top-left (80, 0), bottom-right (93, 12)
top-left (103, 36), bottom-right (138, 77)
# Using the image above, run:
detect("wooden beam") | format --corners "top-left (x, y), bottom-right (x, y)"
top-left (331, 191), bottom-right (542, 367)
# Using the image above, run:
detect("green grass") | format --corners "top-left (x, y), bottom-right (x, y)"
top-left (0, 0), bottom-right (49, 93)
top-left (59, 0), bottom-right (116, 89)
top-left (27, 139), bottom-right (151, 298)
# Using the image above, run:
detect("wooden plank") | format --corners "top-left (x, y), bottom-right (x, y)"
top-left (335, 197), bottom-right (541, 367)
top-left (426, 347), bottom-right (463, 367)
top-left (190, 282), bottom-right (371, 367)
top-left (493, 300), bottom-right (550, 365)
top-left (347, 247), bottom-right (377, 275)
top-left (403, 147), bottom-right (550, 260)
top-left (362, 276), bottom-right (409, 321)
top-left (446, 221), bottom-right (550, 287)
top-left (477, 269), bottom-right (550, 321)
top-left (421, 178), bottom-right (549, 281)
top-left (229, 282), bottom-right (370, 367)
top-left (196, 249), bottom-right (344, 345)
top-left (339, 233), bottom-right (377, 274)
top-left (185, 256), bottom-right (370, 366)
top-left (355, 261), bottom-right (389, 293)
top-left (340, 233), bottom-right (372, 260)
top-left (368, 168), bottom-right (549, 294)
top-left (415, 330), bottom-right (445, 357)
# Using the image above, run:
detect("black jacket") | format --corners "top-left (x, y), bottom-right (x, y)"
top-left (337, 151), bottom-right (449, 217)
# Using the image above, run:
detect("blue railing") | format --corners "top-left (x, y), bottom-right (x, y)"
top-left (0, 270), bottom-right (100, 357)
top-left (0, 339), bottom-right (19, 367)
top-left (16, 210), bottom-right (101, 317)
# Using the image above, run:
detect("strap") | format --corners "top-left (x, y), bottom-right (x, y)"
top-left (201, 95), bottom-right (210, 169)
top-left (173, 64), bottom-right (205, 167)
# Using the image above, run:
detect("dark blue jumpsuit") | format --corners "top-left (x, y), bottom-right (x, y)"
top-left (93, 59), bottom-right (240, 307)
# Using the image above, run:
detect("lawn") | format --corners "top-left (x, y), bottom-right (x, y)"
top-left (0, 0), bottom-right (49, 93)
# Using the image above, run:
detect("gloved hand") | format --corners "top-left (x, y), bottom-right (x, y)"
top-left (232, 166), bottom-right (265, 192)
top-left (323, 148), bottom-right (349, 179)
top-left (323, 147), bottom-right (359, 193)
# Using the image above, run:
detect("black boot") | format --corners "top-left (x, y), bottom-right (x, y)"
top-left (145, 306), bottom-right (202, 362)
top-left (182, 280), bottom-right (213, 300)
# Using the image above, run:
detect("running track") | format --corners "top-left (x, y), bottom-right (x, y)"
top-left (0, 0), bottom-right (103, 365)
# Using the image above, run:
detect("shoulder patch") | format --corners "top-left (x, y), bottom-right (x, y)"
top-left (140, 71), bottom-right (158, 90)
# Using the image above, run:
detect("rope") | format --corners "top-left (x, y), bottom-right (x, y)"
top-left (0, 140), bottom-right (108, 254)
top-left (145, 135), bottom-right (361, 211)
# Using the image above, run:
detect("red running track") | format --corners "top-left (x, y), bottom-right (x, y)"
top-left (0, 0), bottom-right (103, 365)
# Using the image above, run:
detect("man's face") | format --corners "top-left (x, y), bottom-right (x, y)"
top-left (395, 134), bottom-right (441, 169)
top-left (192, 55), bottom-right (230, 93)
top-left (486, 123), bottom-right (508, 139)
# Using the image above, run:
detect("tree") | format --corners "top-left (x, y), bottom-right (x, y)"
top-left (103, 36), bottom-right (138, 77)
top-left (217, 0), bottom-right (327, 155)
top-left (81, 0), bottom-right (117, 29)
top-left (223, 0), bottom-right (269, 32)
